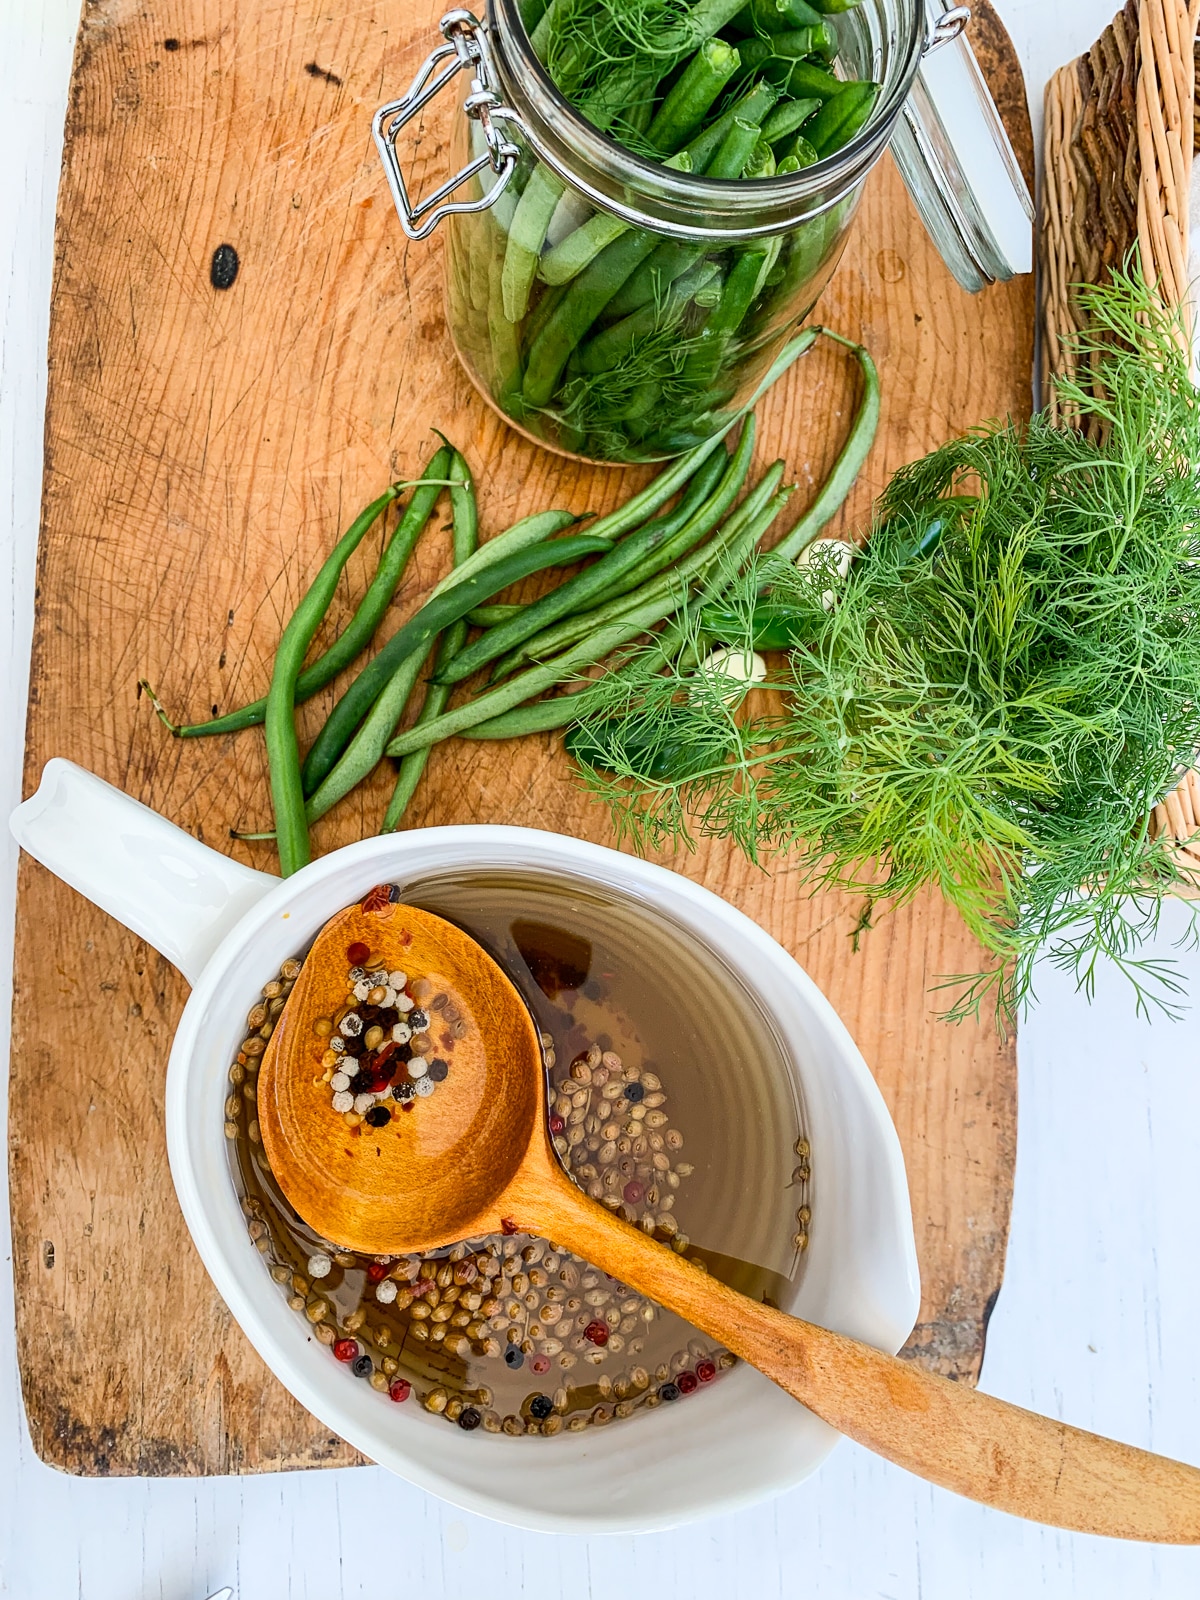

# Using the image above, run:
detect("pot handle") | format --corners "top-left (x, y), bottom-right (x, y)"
top-left (9, 758), bottom-right (278, 985)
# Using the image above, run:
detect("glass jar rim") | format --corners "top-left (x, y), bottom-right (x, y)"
top-left (487, 0), bottom-right (927, 237)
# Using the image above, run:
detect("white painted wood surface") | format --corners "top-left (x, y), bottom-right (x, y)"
top-left (3, 2), bottom-right (1200, 1594)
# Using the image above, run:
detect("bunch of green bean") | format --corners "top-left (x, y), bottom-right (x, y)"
top-left (447, 0), bottom-right (877, 461)
top-left (140, 330), bottom-right (877, 872)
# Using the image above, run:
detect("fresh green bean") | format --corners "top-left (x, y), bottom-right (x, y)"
top-left (596, 414), bottom-right (754, 597)
top-left (384, 477), bottom-right (791, 760)
top-left (263, 470), bottom-right (419, 875)
top-left (466, 603), bottom-right (525, 628)
top-left (383, 601), bottom-right (682, 759)
top-left (495, 452), bottom-right (783, 676)
top-left (437, 496), bottom-right (715, 685)
top-left (381, 450), bottom-right (479, 832)
top-left (300, 534), bottom-right (614, 802)
top-left (653, 483), bottom-right (795, 659)
top-left (769, 332), bottom-right (878, 562)
top-left (157, 454), bottom-right (454, 738)
top-left (646, 39), bottom-right (741, 153)
top-left (489, 328), bottom-right (815, 668)
top-left (486, 448), bottom-right (730, 663)
top-left (529, 0), bottom-right (562, 57)
top-left (761, 96), bottom-right (820, 145)
top-left (486, 433), bottom-right (750, 681)
top-left (461, 697), bottom-right (584, 739)
top-left (438, 509), bottom-right (579, 591)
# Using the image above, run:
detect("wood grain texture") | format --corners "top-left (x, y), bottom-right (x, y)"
top-left (10, 0), bottom-right (1031, 1474)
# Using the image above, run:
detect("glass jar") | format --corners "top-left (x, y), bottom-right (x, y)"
top-left (375, 0), bottom-right (1030, 463)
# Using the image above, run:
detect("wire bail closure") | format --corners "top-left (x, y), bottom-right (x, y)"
top-left (924, 5), bottom-right (971, 55)
top-left (372, 9), bottom-right (522, 241)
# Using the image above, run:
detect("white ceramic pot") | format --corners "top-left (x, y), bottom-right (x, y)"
top-left (10, 758), bottom-right (919, 1533)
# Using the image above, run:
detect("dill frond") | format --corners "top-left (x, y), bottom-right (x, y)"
top-left (567, 270), bottom-right (1200, 1024)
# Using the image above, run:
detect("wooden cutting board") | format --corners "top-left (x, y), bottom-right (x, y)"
top-left (10, 0), bottom-right (1032, 1474)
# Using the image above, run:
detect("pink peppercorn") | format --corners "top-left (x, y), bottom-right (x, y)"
top-left (584, 1320), bottom-right (609, 1346)
top-left (333, 1338), bottom-right (359, 1363)
top-left (677, 1371), bottom-right (699, 1395)
top-left (346, 942), bottom-right (369, 966)
top-left (366, 1262), bottom-right (389, 1284)
top-left (622, 1180), bottom-right (644, 1205)
top-left (548, 1114), bottom-right (565, 1135)
top-left (529, 1354), bottom-right (551, 1375)
top-left (389, 1379), bottom-right (412, 1403)
top-left (695, 1359), bottom-right (717, 1384)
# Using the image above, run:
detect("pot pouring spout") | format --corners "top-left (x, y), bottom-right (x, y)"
top-left (9, 758), bottom-right (278, 984)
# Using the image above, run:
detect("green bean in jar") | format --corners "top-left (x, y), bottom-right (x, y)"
top-left (441, 0), bottom-right (881, 461)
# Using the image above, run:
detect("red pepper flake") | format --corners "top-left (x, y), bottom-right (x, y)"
top-left (398, 928), bottom-right (412, 947)
top-left (333, 1338), bottom-right (359, 1363)
top-left (548, 1115), bottom-right (564, 1135)
top-left (500, 1217), bottom-right (519, 1236)
top-left (360, 885), bottom-right (391, 914)
top-left (346, 941), bottom-right (369, 966)
top-left (583, 1320), bottom-right (609, 1347)
top-left (695, 1358), bottom-right (717, 1384)
top-left (388, 1378), bottom-right (412, 1403)
top-left (677, 1370), bottom-right (699, 1395)
top-left (366, 1262), bottom-right (389, 1284)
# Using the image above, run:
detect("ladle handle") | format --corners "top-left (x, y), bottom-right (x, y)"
top-left (523, 1174), bottom-right (1200, 1542)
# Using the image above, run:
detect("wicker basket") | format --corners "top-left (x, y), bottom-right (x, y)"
top-left (1040, 0), bottom-right (1200, 889)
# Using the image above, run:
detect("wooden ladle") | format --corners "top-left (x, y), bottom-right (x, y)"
top-left (259, 890), bottom-right (1200, 1542)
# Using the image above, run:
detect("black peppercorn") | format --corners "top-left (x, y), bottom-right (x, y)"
top-left (352, 1354), bottom-right (374, 1379)
top-left (458, 1407), bottom-right (482, 1431)
top-left (364, 1105), bottom-right (391, 1127)
top-left (408, 1009), bottom-right (429, 1031)
top-left (528, 1393), bottom-right (553, 1419)
top-left (503, 1346), bottom-right (524, 1370)
top-left (659, 1381), bottom-right (681, 1402)
top-left (427, 1058), bottom-right (449, 1082)
top-left (624, 1080), bottom-right (644, 1103)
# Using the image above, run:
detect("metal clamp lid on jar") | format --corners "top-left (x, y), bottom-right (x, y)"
top-left (372, 2), bottom-right (1031, 290)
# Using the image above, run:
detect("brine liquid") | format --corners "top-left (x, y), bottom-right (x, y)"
top-left (228, 869), bottom-right (812, 1436)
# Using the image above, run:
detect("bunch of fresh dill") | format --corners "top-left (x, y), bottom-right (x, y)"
top-left (568, 273), bottom-right (1200, 1022)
